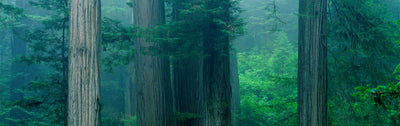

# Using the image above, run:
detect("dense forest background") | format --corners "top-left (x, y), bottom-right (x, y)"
top-left (0, 0), bottom-right (400, 125)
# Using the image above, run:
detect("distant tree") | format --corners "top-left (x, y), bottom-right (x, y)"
top-left (15, 0), bottom-right (69, 124)
top-left (297, 0), bottom-right (327, 125)
top-left (9, 0), bottom-right (28, 125)
top-left (68, 0), bottom-right (101, 125)
top-left (0, 1), bottom-right (23, 124)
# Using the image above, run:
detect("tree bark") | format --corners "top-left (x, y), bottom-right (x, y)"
top-left (124, 63), bottom-right (135, 126)
top-left (298, 0), bottom-right (328, 126)
top-left (174, 58), bottom-right (205, 126)
top-left (171, 0), bottom-right (206, 125)
top-left (68, 0), bottom-right (102, 125)
top-left (203, 1), bottom-right (232, 125)
top-left (133, 0), bottom-right (175, 125)
top-left (230, 50), bottom-right (240, 126)
top-left (203, 35), bottom-right (231, 126)
top-left (125, 0), bottom-right (135, 125)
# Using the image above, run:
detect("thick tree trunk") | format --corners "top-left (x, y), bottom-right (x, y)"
top-left (297, 0), bottom-right (328, 126)
top-left (133, 0), bottom-right (175, 125)
top-left (203, 1), bottom-right (232, 125)
top-left (172, 0), bottom-right (206, 125)
top-left (203, 38), bottom-right (231, 126)
top-left (230, 50), bottom-right (240, 126)
top-left (68, 0), bottom-right (102, 125)
top-left (174, 59), bottom-right (205, 126)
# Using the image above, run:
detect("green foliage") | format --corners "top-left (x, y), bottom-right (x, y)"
top-left (139, 0), bottom-right (243, 60)
top-left (121, 115), bottom-right (137, 126)
top-left (238, 32), bottom-right (297, 126)
top-left (10, 0), bottom-right (70, 124)
top-left (0, 77), bottom-right (10, 125)
top-left (101, 17), bottom-right (135, 72)
top-left (352, 82), bottom-right (400, 125)
top-left (6, 0), bottom-right (133, 125)
top-left (0, 1), bottom-right (24, 25)
top-left (0, 0), bottom-right (135, 124)
top-left (100, 75), bottom-right (126, 125)
top-left (351, 62), bottom-right (400, 125)
top-left (327, 0), bottom-right (400, 125)
top-left (101, 0), bottom-right (130, 24)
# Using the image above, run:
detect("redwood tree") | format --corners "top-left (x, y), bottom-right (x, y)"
top-left (202, 0), bottom-right (232, 125)
top-left (132, 0), bottom-right (175, 125)
top-left (68, 0), bottom-right (102, 125)
top-left (171, 0), bottom-right (239, 125)
top-left (172, 0), bottom-right (206, 125)
top-left (298, 0), bottom-right (328, 125)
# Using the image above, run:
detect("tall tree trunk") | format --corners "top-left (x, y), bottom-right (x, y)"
top-left (298, 0), bottom-right (328, 126)
top-left (9, 0), bottom-right (27, 125)
top-left (124, 63), bottom-right (135, 126)
top-left (61, 1), bottom-right (69, 124)
top-left (125, 1), bottom-right (135, 125)
top-left (173, 58), bottom-right (205, 126)
top-left (133, 0), bottom-right (175, 125)
top-left (9, 18), bottom-right (27, 126)
top-left (203, 1), bottom-right (232, 125)
top-left (68, 0), bottom-right (102, 125)
top-left (172, 0), bottom-right (206, 125)
top-left (230, 50), bottom-right (240, 126)
top-left (203, 33), bottom-right (231, 126)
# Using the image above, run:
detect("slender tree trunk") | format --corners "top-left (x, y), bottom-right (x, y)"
top-left (124, 63), bottom-right (135, 126)
top-left (298, 0), bottom-right (328, 126)
top-left (68, 0), bottom-right (102, 125)
top-left (133, 0), bottom-right (175, 125)
top-left (61, 1), bottom-right (69, 125)
top-left (125, 1), bottom-right (135, 125)
top-left (230, 50), bottom-right (240, 126)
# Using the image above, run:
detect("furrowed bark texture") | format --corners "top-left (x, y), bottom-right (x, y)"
top-left (174, 59), bottom-right (205, 126)
top-left (203, 0), bottom-right (232, 125)
top-left (172, 0), bottom-right (206, 126)
top-left (298, 0), bottom-right (328, 126)
top-left (133, 0), bottom-right (175, 125)
top-left (203, 34), bottom-right (231, 126)
top-left (68, 0), bottom-right (101, 125)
